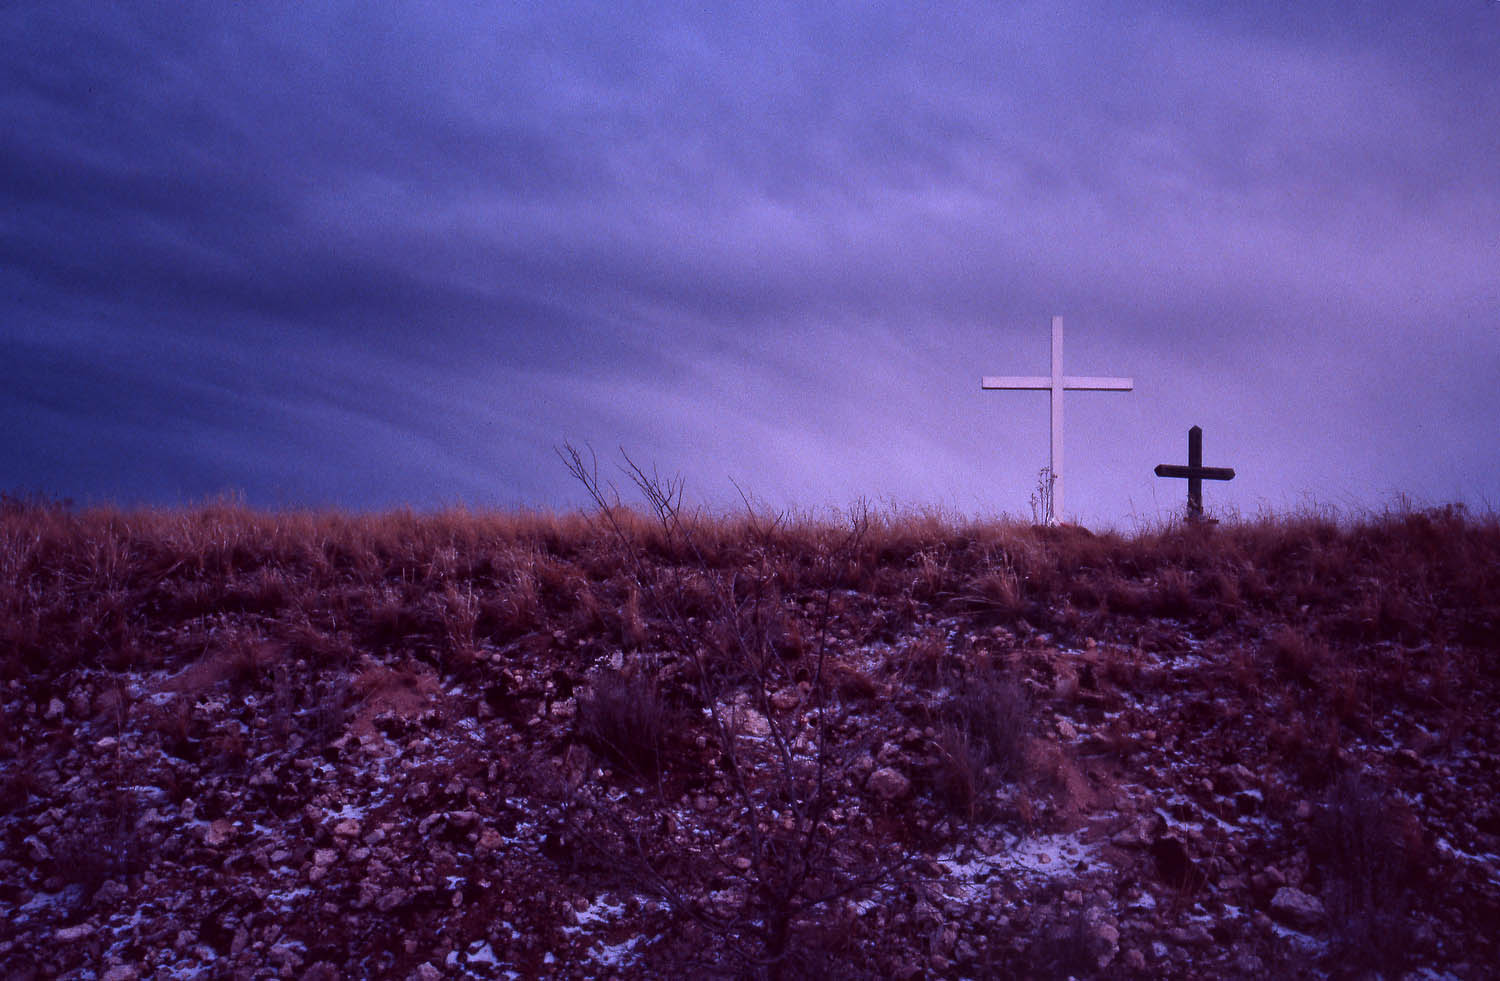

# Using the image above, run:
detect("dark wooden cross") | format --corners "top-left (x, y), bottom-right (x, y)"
top-left (1154, 425), bottom-right (1235, 519)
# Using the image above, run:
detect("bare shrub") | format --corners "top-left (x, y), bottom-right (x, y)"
top-left (50, 787), bottom-right (142, 900)
top-left (554, 444), bottom-right (909, 979)
top-left (1312, 772), bottom-right (1421, 971)
top-left (1024, 909), bottom-right (1105, 980)
top-left (309, 674), bottom-right (352, 747)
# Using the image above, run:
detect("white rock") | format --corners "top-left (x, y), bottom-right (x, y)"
top-left (867, 767), bottom-right (911, 801)
top-left (1269, 886), bottom-right (1325, 928)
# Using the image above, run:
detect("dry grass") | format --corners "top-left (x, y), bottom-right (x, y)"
top-left (2, 495), bottom-right (1496, 707)
top-left (2, 490), bottom-right (1498, 975)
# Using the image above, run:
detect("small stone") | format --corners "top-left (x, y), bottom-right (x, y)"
top-left (101, 967), bottom-right (139, 981)
top-left (1169, 924), bottom-right (1213, 947)
top-left (867, 767), bottom-right (911, 801)
top-left (377, 888), bottom-right (407, 912)
top-left (734, 706), bottom-right (770, 738)
top-left (411, 964), bottom-right (441, 981)
top-left (1056, 719), bottom-right (1077, 740)
top-left (1269, 886), bottom-right (1325, 929)
top-left (313, 849), bottom-right (337, 868)
top-left (333, 819), bottom-right (360, 838)
top-left (55, 924), bottom-right (94, 942)
top-left (1123, 948), bottom-right (1147, 970)
top-left (45, 698), bottom-right (65, 721)
top-left (204, 819), bottom-right (235, 847)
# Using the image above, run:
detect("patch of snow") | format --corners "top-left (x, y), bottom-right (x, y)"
top-left (329, 802), bottom-right (368, 821)
top-left (265, 886), bottom-right (312, 909)
top-left (1435, 837), bottom-right (1500, 886)
top-left (588, 934), bottom-right (654, 968)
top-left (937, 830), bottom-right (1097, 900)
top-left (17, 885), bottom-right (84, 917)
top-left (570, 895), bottom-right (627, 931)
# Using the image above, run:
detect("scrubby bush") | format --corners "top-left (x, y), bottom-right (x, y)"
top-left (1312, 772), bottom-right (1422, 971)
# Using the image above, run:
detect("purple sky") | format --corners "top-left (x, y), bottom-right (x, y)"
top-left (3, 2), bottom-right (1497, 526)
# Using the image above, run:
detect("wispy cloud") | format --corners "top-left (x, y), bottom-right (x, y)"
top-left (2, 1), bottom-right (1496, 521)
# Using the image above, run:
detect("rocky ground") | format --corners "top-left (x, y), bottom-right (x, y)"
top-left (1, 503), bottom-right (1497, 978)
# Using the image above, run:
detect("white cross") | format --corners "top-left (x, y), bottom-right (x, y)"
top-left (981, 316), bottom-right (1133, 524)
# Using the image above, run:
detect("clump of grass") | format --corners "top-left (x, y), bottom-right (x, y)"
top-left (1267, 627), bottom-right (1331, 685)
top-left (575, 666), bottom-right (669, 778)
top-left (932, 670), bottom-right (1031, 819)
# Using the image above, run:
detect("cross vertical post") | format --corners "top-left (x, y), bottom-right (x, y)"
top-left (1049, 316), bottom-right (1064, 521)
top-left (981, 316), bottom-right (1134, 524)
top-left (1187, 424), bottom-right (1204, 518)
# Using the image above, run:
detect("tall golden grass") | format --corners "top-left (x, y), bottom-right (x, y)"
top-left (3, 495), bottom-right (1496, 682)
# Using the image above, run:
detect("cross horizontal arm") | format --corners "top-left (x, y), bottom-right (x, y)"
top-left (1063, 376), bottom-right (1133, 391)
top-left (981, 376), bottom-right (1053, 390)
top-left (1154, 464), bottom-right (1236, 481)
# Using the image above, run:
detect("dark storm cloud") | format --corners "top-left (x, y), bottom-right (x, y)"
top-left (2, 1), bottom-right (1497, 520)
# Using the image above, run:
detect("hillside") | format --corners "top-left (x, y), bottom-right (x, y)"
top-left (1, 494), bottom-right (1497, 979)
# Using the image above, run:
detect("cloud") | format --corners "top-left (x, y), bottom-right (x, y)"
top-left (1, 1), bottom-right (1496, 519)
